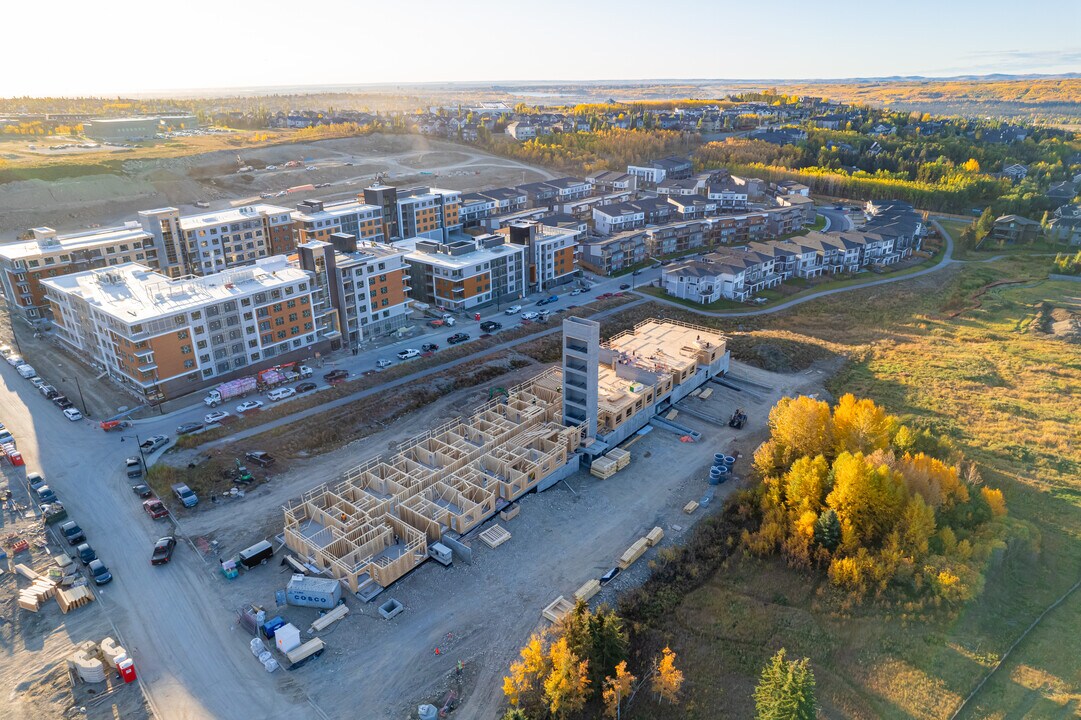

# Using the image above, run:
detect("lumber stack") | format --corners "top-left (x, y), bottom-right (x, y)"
top-left (689, 388), bottom-right (702, 398)
top-left (57, 585), bottom-right (95, 614)
top-left (542, 596), bottom-right (574, 623)
top-left (478, 525), bottom-right (511, 549)
top-left (18, 574), bottom-right (58, 612)
top-left (664, 409), bottom-right (679, 420)
top-left (309, 604), bottom-right (349, 633)
top-left (608, 448), bottom-right (631, 470)
top-left (618, 538), bottom-right (650, 570)
top-left (574, 579), bottom-right (600, 602)
top-left (683, 500), bottom-right (699, 514)
top-left (646, 526), bottom-right (665, 547)
top-left (590, 456), bottom-right (618, 480)
top-left (699, 387), bottom-right (713, 399)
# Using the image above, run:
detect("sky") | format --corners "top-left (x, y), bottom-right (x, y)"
top-left (4, 0), bottom-right (1079, 97)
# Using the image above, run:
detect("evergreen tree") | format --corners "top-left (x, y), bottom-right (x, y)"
top-left (754, 649), bottom-right (817, 720)
top-left (813, 509), bottom-right (841, 552)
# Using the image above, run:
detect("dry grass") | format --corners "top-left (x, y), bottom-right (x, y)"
top-left (619, 258), bottom-right (1081, 718)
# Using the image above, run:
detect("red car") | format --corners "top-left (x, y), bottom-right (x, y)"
top-left (143, 498), bottom-right (169, 519)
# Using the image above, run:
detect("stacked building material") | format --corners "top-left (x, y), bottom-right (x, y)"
top-left (607, 448), bottom-right (631, 470)
top-left (57, 585), bottom-right (95, 613)
top-left (574, 579), bottom-right (600, 602)
top-left (542, 596), bottom-right (574, 623)
top-left (618, 538), bottom-right (650, 569)
top-left (646, 526), bottom-right (665, 546)
top-left (590, 456), bottom-right (618, 479)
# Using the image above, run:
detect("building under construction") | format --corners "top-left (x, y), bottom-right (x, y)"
top-left (282, 318), bottom-right (728, 599)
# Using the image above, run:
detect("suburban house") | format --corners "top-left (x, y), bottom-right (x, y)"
top-left (1001, 164), bottom-right (1029, 182)
top-left (990, 215), bottom-right (1042, 244)
top-left (1047, 181), bottom-right (1077, 203)
top-left (1049, 205), bottom-right (1081, 245)
top-left (506, 121), bottom-right (538, 141)
top-left (586, 170), bottom-right (637, 194)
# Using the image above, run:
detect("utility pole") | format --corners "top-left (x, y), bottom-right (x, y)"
top-left (61, 373), bottom-right (88, 416)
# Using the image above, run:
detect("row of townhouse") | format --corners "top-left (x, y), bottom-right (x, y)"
top-left (592, 198), bottom-right (808, 243)
top-left (663, 205), bottom-right (924, 303)
top-left (626, 157), bottom-right (694, 187)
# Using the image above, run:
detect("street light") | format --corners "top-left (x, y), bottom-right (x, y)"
top-left (60, 373), bottom-right (88, 417)
top-left (120, 433), bottom-right (146, 470)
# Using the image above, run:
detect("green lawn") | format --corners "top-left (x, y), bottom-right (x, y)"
top-left (936, 217), bottom-right (1062, 260)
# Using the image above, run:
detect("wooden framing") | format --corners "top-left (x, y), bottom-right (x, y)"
top-left (283, 368), bottom-right (583, 597)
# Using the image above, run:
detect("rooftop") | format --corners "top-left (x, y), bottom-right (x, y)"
top-left (0, 223), bottom-right (151, 260)
top-left (42, 256), bottom-right (310, 323)
top-left (179, 203), bottom-right (290, 230)
top-left (396, 234), bottom-right (522, 269)
top-left (293, 199), bottom-right (381, 222)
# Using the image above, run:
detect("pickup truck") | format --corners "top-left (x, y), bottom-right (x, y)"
top-left (171, 483), bottom-right (198, 508)
top-left (125, 456), bottom-right (143, 479)
top-left (140, 435), bottom-right (169, 454)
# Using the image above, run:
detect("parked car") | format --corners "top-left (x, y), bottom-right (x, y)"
top-left (151, 537), bottom-right (177, 565)
top-left (17, 364), bottom-right (36, 379)
top-left (62, 407), bottom-right (83, 422)
top-left (570, 288), bottom-right (584, 295)
top-left (29, 376), bottom-right (45, 388)
top-left (236, 399), bottom-right (264, 413)
top-left (521, 311), bottom-right (539, 320)
top-left (537, 310), bottom-right (551, 320)
top-left (171, 482), bottom-right (198, 508)
top-left (296, 382), bottom-right (317, 393)
top-left (36, 485), bottom-right (58, 503)
top-left (447, 333), bottom-right (470, 344)
top-left (27, 472), bottom-right (46, 492)
top-left (267, 387), bottom-right (296, 402)
top-left (480, 321), bottom-right (502, 332)
top-left (39, 384), bottom-right (58, 399)
top-left (87, 559), bottom-right (112, 585)
top-left (632, 269), bottom-right (643, 276)
top-left (53, 396), bottom-right (73, 410)
top-left (619, 283), bottom-right (631, 290)
top-left (324, 369), bottom-right (349, 383)
top-left (375, 360), bottom-right (393, 370)
top-left (176, 421), bottom-right (204, 434)
top-left (6, 355), bottom-right (23, 367)
top-left (505, 305), bottom-right (522, 315)
top-left (204, 410), bottom-right (230, 425)
top-left (132, 483), bottom-right (152, 498)
top-left (143, 498), bottom-right (169, 519)
top-left (245, 451), bottom-right (275, 468)
top-left (421, 343), bottom-right (439, 352)
top-left (397, 348), bottom-right (421, 360)
top-left (60, 520), bottom-right (85, 545)
top-left (140, 434), bottom-right (169, 453)
top-left (76, 542), bottom-right (96, 565)
top-left (125, 457), bottom-right (143, 479)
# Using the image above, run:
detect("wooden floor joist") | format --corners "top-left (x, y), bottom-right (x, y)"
top-left (542, 596), bottom-right (575, 623)
top-left (646, 526), bottom-right (665, 547)
top-left (478, 525), bottom-right (512, 549)
top-left (683, 500), bottom-right (699, 514)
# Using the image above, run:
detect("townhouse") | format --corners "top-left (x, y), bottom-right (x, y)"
top-left (626, 156), bottom-right (693, 187)
top-left (592, 202), bottom-right (646, 235)
top-left (990, 215), bottom-right (1041, 244)
top-left (1049, 204), bottom-right (1081, 245)
top-left (705, 181), bottom-right (749, 211)
top-left (578, 230), bottom-right (649, 275)
top-left (506, 121), bottom-right (538, 140)
top-left (460, 186), bottom-right (530, 227)
top-left (292, 198), bottom-right (386, 245)
top-left (585, 170), bottom-right (636, 194)
top-left (43, 256), bottom-right (324, 400)
top-left (295, 235), bottom-right (412, 348)
top-left (399, 233), bottom-right (527, 310)
top-left (517, 177), bottom-right (592, 208)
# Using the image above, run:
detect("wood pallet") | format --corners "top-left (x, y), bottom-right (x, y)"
top-left (478, 525), bottom-right (511, 549)
top-left (574, 579), bottom-right (600, 602)
top-left (699, 387), bottom-right (713, 399)
top-left (689, 388), bottom-right (702, 398)
top-left (618, 538), bottom-right (650, 569)
top-left (683, 501), bottom-right (699, 514)
top-left (542, 596), bottom-right (574, 623)
top-left (664, 409), bottom-right (679, 420)
top-left (57, 585), bottom-right (95, 614)
top-left (608, 448), bottom-right (631, 470)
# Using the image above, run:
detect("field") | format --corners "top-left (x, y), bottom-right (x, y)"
top-left (616, 258), bottom-right (1081, 718)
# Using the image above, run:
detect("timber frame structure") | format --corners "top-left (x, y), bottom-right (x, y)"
top-left (283, 368), bottom-right (582, 597)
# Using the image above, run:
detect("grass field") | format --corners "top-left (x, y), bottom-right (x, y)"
top-left (936, 218), bottom-right (1063, 261)
top-left (622, 257), bottom-right (1081, 718)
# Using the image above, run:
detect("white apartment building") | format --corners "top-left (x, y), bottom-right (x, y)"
top-left (292, 198), bottom-right (385, 245)
top-left (592, 203), bottom-right (645, 235)
top-left (399, 233), bottom-right (526, 310)
top-left (177, 204), bottom-right (293, 275)
top-left (504, 221), bottom-right (579, 293)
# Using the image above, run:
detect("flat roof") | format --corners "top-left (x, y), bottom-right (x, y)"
top-left (396, 236), bottom-right (522, 270)
top-left (293, 199), bottom-right (380, 222)
top-left (0, 223), bottom-right (151, 260)
top-left (608, 320), bottom-right (725, 363)
top-left (43, 256), bottom-right (310, 323)
top-left (179, 204), bottom-right (290, 230)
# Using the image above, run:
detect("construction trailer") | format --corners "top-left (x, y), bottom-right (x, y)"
top-left (283, 369), bottom-right (581, 598)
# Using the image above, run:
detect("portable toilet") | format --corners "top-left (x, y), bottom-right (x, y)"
top-left (274, 623), bottom-right (301, 654)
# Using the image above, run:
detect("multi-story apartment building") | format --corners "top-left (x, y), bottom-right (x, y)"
top-left (593, 202), bottom-right (646, 235)
top-left (626, 156), bottom-right (693, 186)
top-left (517, 178), bottom-right (591, 209)
top-left (400, 233), bottom-right (526, 310)
top-left (396, 187), bottom-right (462, 241)
top-left (503, 221), bottom-right (579, 293)
top-left (475, 187), bottom-right (528, 214)
top-left (43, 256), bottom-right (324, 399)
top-left (296, 235), bottom-right (412, 348)
top-left (578, 230), bottom-right (649, 275)
top-left (459, 193), bottom-right (499, 228)
top-left (173, 204), bottom-right (293, 275)
top-left (706, 182), bottom-right (749, 211)
top-left (363, 184), bottom-right (400, 240)
top-left (292, 198), bottom-right (385, 245)
top-left (644, 220), bottom-right (712, 257)
top-left (0, 224), bottom-right (157, 324)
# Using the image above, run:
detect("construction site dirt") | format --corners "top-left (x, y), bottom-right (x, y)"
top-left (170, 357), bottom-right (833, 720)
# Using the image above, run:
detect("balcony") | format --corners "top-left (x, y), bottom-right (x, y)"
top-left (137, 362), bottom-right (158, 373)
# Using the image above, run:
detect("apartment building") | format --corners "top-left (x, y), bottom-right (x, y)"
top-left (459, 193), bottom-right (498, 228)
top-left (396, 187), bottom-right (462, 241)
top-left (292, 198), bottom-right (385, 245)
top-left (363, 184), bottom-right (400, 240)
top-left (175, 204), bottom-right (293, 275)
top-left (593, 202), bottom-right (646, 235)
top-left (706, 182), bottom-right (749, 211)
top-left (585, 170), bottom-right (637, 194)
top-left (503, 221), bottom-right (579, 292)
top-left (296, 234), bottom-right (412, 348)
top-left (578, 230), bottom-right (648, 275)
top-left (644, 220), bottom-right (712, 257)
top-left (43, 256), bottom-right (323, 399)
top-left (400, 233), bottom-right (526, 310)
top-left (517, 178), bottom-right (591, 209)
top-left (626, 156), bottom-right (693, 186)
top-left (0, 224), bottom-right (157, 324)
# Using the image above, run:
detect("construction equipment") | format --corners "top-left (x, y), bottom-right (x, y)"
top-left (100, 420), bottom-right (132, 432)
top-left (728, 408), bottom-right (747, 429)
top-left (223, 459), bottom-right (254, 484)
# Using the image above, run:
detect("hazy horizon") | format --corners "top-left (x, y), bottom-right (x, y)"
top-left (4, 0), bottom-right (1078, 98)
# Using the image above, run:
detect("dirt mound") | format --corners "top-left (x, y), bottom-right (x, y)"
top-left (1032, 302), bottom-right (1081, 342)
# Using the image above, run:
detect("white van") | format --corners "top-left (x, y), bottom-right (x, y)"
top-left (17, 365), bottom-right (36, 379)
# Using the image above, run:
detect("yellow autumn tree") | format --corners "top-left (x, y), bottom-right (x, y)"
top-left (826, 453), bottom-right (906, 551)
top-left (543, 637), bottom-right (590, 718)
top-left (503, 633), bottom-right (551, 710)
top-left (652, 646), bottom-right (684, 704)
top-left (782, 454), bottom-right (830, 514)
top-left (832, 394), bottom-right (894, 455)
top-left (981, 487), bottom-right (1007, 517)
top-left (768, 395), bottom-right (833, 463)
top-left (962, 158), bottom-right (981, 173)
top-left (602, 660), bottom-right (636, 718)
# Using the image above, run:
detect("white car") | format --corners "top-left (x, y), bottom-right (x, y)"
top-left (29, 377), bottom-right (45, 388)
top-left (305, 165), bottom-right (317, 171)
top-left (204, 410), bottom-right (231, 425)
top-left (6, 355), bottom-right (23, 367)
top-left (62, 407), bottom-right (82, 421)
top-left (267, 387), bottom-right (296, 402)
top-left (570, 288), bottom-right (583, 295)
top-left (505, 305), bottom-right (522, 315)
top-left (397, 348), bottom-right (421, 360)
top-left (236, 400), bottom-right (264, 413)
top-left (521, 312), bottom-right (539, 320)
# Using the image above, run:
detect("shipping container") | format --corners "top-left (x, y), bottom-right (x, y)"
top-left (286, 574), bottom-right (342, 609)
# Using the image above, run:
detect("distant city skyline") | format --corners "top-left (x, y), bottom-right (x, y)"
top-left (3, 0), bottom-right (1079, 97)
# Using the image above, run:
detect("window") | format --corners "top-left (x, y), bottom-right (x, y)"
top-left (248, 340), bottom-right (258, 349)
top-left (177, 330), bottom-right (189, 340)
top-left (286, 299), bottom-right (296, 308)
top-left (257, 307), bottom-right (269, 318)
top-left (276, 330), bottom-right (287, 340)
top-left (304, 322), bottom-right (313, 331)
top-left (184, 359), bottom-right (195, 369)
top-left (288, 313), bottom-right (297, 322)
top-left (290, 326), bottom-right (299, 336)
top-left (272, 303), bottom-right (283, 313)
top-left (274, 317), bottom-right (284, 327)
top-left (180, 345), bottom-right (191, 354)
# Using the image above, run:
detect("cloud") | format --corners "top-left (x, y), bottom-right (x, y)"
top-left (947, 47), bottom-right (1081, 73)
